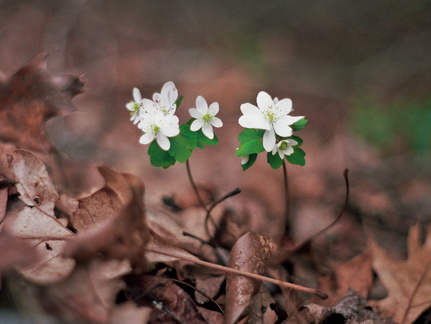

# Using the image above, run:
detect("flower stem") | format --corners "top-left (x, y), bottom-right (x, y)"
top-left (282, 160), bottom-right (290, 232)
top-left (186, 159), bottom-right (208, 211)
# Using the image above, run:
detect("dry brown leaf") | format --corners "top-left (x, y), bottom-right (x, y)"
top-left (0, 230), bottom-right (39, 271)
top-left (37, 259), bottom-right (131, 323)
top-left (316, 247), bottom-right (373, 306)
top-left (225, 232), bottom-right (275, 324)
top-left (8, 149), bottom-right (60, 213)
top-left (64, 166), bottom-right (149, 271)
top-left (2, 200), bottom-right (75, 284)
top-left (71, 165), bottom-right (140, 232)
top-left (0, 53), bottom-right (84, 152)
top-left (371, 224), bottom-right (431, 324)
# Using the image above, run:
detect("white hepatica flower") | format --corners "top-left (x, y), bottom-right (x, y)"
top-left (138, 111), bottom-right (180, 150)
top-left (126, 87), bottom-right (143, 124)
top-left (238, 91), bottom-right (304, 152)
top-left (141, 81), bottom-right (178, 115)
top-left (272, 139), bottom-right (298, 159)
top-left (189, 96), bottom-right (223, 139)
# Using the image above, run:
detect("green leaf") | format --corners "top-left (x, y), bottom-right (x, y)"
top-left (196, 130), bottom-right (218, 148)
top-left (148, 141), bottom-right (176, 168)
top-left (168, 124), bottom-right (197, 163)
top-left (241, 153), bottom-right (257, 171)
top-left (236, 129), bottom-right (265, 156)
top-left (267, 152), bottom-right (284, 169)
top-left (286, 147), bottom-right (306, 166)
top-left (292, 118), bottom-right (307, 131)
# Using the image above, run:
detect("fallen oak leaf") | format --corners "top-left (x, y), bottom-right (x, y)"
top-left (0, 53), bottom-right (84, 153)
top-left (224, 232), bottom-right (275, 324)
top-left (371, 224), bottom-right (431, 324)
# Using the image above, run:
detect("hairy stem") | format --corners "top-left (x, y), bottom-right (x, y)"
top-left (282, 160), bottom-right (290, 232)
top-left (186, 159), bottom-right (208, 211)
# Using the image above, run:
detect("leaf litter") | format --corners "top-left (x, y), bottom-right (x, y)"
top-left (0, 55), bottom-right (430, 324)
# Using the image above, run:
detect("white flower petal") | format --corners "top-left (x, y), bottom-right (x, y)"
top-left (256, 91), bottom-right (274, 110)
top-left (202, 123), bottom-right (214, 139)
top-left (161, 124), bottom-right (179, 137)
top-left (273, 121), bottom-right (293, 137)
top-left (278, 150), bottom-right (284, 159)
top-left (241, 155), bottom-right (250, 165)
top-left (161, 81), bottom-right (178, 106)
top-left (289, 139), bottom-right (299, 146)
top-left (142, 99), bottom-right (157, 113)
top-left (190, 119), bottom-right (204, 131)
top-left (208, 102), bottom-right (219, 116)
top-left (263, 129), bottom-right (276, 152)
top-left (283, 146), bottom-right (294, 156)
top-left (240, 103), bottom-right (261, 115)
top-left (275, 98), bottom-right (292, 115)
top-left (196, 96), bottom-right (208, 115)
top-left (210, 117), bottom-right (223, 128)
top-left (139, 133), bottom-right (155, 145)
top-left (133, 87), bottom-right (142, 102)
top-left (156, 133), bottom-right (170, 150)
top-left (282, 115), bottom-right (305, 125)
top-left (189, 108), bottom-right (202, 119)
top-left (126, 102), bottom-right (135, 111)
top-left (239, 115), bottom-right (271, 130)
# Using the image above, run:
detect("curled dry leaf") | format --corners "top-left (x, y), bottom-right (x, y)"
top-left (371, 224), bottom-right (431, 324)
top-left (64, 166), bottom-right (149, 271)
top-left (0, 53), bottom-right (84, 152)
top-left (71, 165), bottom-right (140, 232)
top-left (225, 232), bottom-right (275, 324)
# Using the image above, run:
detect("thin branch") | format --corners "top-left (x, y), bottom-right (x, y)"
top-left (289, 168), bottom-right (350, 254)
top-left (204, 188), bottom-right (241, 241)
top-left (145, 248), bottom-right (327, 299)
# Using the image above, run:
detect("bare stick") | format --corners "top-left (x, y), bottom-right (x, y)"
top-left (145, 248), bottom-right (327, 299)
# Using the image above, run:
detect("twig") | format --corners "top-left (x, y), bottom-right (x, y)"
top-left (204, 188), bottom-right (241, 241)
top-left (171, 278), bottom-right (224, 315)
top-left (289, 168), bottom-right (350, 254)
top-left (145, 248), bottom-right (327, 299)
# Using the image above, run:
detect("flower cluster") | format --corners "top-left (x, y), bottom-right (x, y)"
top-left (126, 82), bottom-right (223, 168)
top-left (236, 91), bottom-right (307, 170)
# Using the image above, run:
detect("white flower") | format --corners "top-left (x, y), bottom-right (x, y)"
top-left (272, 139), bottom-right (298, 159)
top-left (126, 87), bottom-right (143, 125)
top-left (141, 81), bottom-right (178, 115)
top-left (138, 111), bottom-right (180, 150)
top-left (189, 96), bottom-right (223, 139)
top-left (238, 91), bottom-right (304, 152)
